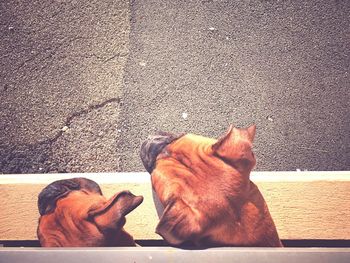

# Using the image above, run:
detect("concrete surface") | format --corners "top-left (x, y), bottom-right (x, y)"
top-left (118, 0), bottom-right (349, 171)
top-left (0, 0), bottom-right (129, 172)
top-left (1, 0), bottom-right (349, 173)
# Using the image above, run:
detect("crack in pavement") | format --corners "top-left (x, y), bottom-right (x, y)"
top-left (1, 0), bottom-right (130, 173)
top-left (0, 97), bottom-right (121, 173)
top-left (48, 97), bottom-right (121, 144)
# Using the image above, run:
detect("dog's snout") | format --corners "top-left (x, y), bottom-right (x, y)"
top-left (140, 132), bottom-right (183, 173)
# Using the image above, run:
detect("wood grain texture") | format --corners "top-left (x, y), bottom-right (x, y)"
top-left (0, 173), bottom-right (349, 241)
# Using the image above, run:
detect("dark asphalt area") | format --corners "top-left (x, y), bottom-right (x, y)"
top-left (0, 0), bottom-right (129, 173)
top-left (118, 0), bottom-right (349, 171)
top-left (1, 0), bottom-right (349, 173)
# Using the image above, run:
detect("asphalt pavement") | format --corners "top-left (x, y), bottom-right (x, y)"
top-left (0, 0), bottom-right (129, 172)
top-left (118, 0), bottom-right (350, 171)
top-left (1, 0), bottom-right (349, 173)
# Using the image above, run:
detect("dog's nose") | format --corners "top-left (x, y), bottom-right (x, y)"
top-left (140, 132), bottom-right (181, 173)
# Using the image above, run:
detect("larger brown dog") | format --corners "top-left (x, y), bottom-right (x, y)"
top-left (37, 177), bottom-right (143, 247)
top-left (141, 125), bottom-right (282, 247)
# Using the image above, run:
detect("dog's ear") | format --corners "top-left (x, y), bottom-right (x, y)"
top-left (38, 178), bottom-right (102, 216)
top-left (246, 124), bottom-right (256, 143)
top-left (89, 191), bottom-right (143, 231)
top-left (212, 124), bottom-right (256, 171)
top-left (212, 124), bottom-right (234, 152)
top-left (140, 132), bottom-right (185, 173)
top-left (38, 179), bottom-right (80, 216)
top-left (212, 124), bottom-right (256, 152)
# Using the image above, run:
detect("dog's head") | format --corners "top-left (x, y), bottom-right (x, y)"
top-left (140, 125), bottom-right (259, 246)
top-left (140, 124), bottom-right (256, 177)
top-left (37, 178), bottom-right (143, 247)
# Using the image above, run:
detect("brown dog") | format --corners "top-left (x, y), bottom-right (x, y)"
top-left (37, 177), bottom-right (143, 247)
top-left (140, 125), bottom-right (282, 247)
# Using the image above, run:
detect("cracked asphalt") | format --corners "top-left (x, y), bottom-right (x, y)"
top-left (1, 0), bottom-right (129, 173)
top-left (1, 0), bottom-right (349, 173)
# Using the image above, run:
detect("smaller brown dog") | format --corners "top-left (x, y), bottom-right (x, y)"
top-left (37, 177), bottom-right (143, 247)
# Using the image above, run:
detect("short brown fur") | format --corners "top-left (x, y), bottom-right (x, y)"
top-left (142, 125), bottom-right (282, 247)
top-left (37, 178), bottom-right (143, 247)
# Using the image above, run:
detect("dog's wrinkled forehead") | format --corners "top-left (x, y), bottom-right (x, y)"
top-left (38, 177), bottom-right (102, 216)
top-left (140, 131), bottom-right (184, 173)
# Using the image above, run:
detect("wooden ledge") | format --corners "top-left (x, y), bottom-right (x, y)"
top-left (1, 171), bottom-right (349, 184)
top-left (0, 172), bottom-right (349, 241)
